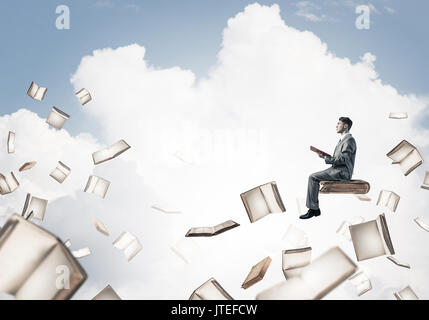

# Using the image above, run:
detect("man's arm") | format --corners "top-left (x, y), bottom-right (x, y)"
top-left (324, 139), bottom-right (356, 165)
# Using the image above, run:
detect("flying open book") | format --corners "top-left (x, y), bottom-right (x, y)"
top-left (0, 172), bottom-right (19, 195)
top-left (336, 217), bottom-right (365, 241)
top-left (421, 171), bottom-right (429, 190)
top-left (7, 131), bottom-right (15, 154)
top-left (386, 140), bottom-right (423, 176)
top-left (46, 107), bottom-right (70, 130)
top-left (241, 256), bottom-right (272, 289)
top-left (93, 218), bottom-right (110, 236)
top-left (414, 217), bottom-right (429, 232)
top-left (0, 214), bottom-right (87, 300)
top-left (92, 140), bottom-right (131, 165)
top-left (394, 286), bottom-right (418, 300)
top-left (113, 231), bottom-right (142, 262)
top-left (256, 247), bottom-right (357, 300)
top-left (387, 256), bottom-right (410, 269)
top-left (389, 112), bottom-right (408, 119)
top-left (27, 81), bottom-right (47, 101)
top-left (19, 161), bottom-right (37, 172)
top-left (50, 161), bottom-right (71, 184)
top-left (189, 278), bottom-right (233, 300)
top-left (241, 181), bottom-right (286, 223)
top-left (310, 146), bottom-right (331, 158)
top-left (72, 247), bottom-right (91, 259)
top-left (171, 237), bottom-right (201, 264)
top-left (348, 271), bottom-right (372, 296)
top-left (349, 213), bottom-right (395, 261)
top-left (84, 175), bottom-right (110, 199)
top-left (22, 193), bottom-right (48, 221)
top-left (185, 220), bottom-right (239, 237)
top-left (282, 247), bottom-right (312, 279)
top-left (75, 88), bottom-right (92, 106)
top-left (376, 190), bottom-right (400, 212)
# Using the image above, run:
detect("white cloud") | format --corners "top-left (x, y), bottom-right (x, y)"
top-left (2, 3), bottom-right (428, 300)
top-left (384, 6), bottom-right (396, 14)
top-left (94, 0), bottom-right (114, 8)
top-left (295, 1), bottom-right (327, 22)
top-left (0, 109), bottom-right (101, 225)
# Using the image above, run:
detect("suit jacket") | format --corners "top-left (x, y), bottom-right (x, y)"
top-left (324, 134), bottom-right (356, 180)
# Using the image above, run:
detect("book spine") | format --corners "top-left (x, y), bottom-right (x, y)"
top-left (272, 183), bottom-right (286, 212)
top-left (379, 215), bottom-right (395, 255)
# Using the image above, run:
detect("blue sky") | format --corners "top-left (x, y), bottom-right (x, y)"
top-left (0, 0), bottom-right (428, 135)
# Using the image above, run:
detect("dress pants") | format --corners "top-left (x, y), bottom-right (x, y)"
top-left (306, 167), bottom-right (349, 210)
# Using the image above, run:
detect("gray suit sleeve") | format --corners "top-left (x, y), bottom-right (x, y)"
top-left (325, 139), bottom-right (356, 166)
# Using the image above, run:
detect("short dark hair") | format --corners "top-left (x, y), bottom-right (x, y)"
top-left (339, 117), bottom-right (353, 130)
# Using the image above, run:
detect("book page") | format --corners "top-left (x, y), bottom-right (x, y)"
top-left (27, 82), bottom-right (38, 98)
top-left (19, 161), bottom-right (37, 172)
top-left (113, 231), bottom-right (142, 261)
top-left (395, 286), bottom-right (419, 300)
top-left (7, 131), bottom-right (15, 154)
top-left (171, 237), bottom-right (200, 264)
top-left (355, 195), bottom-right (371, 201)
top-left (0, 172), bottom-right (19, 195)
top-left (257, 247), bottom-right (357, 300)
top-left (93, 218), bottom-right (109, 236)
top-left (15, 243), bottom-right (86, 300)
top-left (260, 183), bottom-right (284, 213)
top-left (72, 247), bottom-right (91, 259)
top-left (34, 87), bottom-right (47, 101)
top-left (337, 217), bottom-right (365, 241)
top-left (282, 247), bottom-right (312, 279)
top-left (296, 198), bottom-right (306, 215)
top-left (376, 190), bottom-right (390, 207)
top-left (22, 194), bottom-right (48, 221)
top-left (386, 140), bottom-right (414, 163)
top-left (414, 217), bottom-right (429, 232)
top-left (0, 215), bottom-right (59, 295)
top-left (92, 285), bottom-right (121, 300)
top-left (242, 187), bottom-right (270, 222)
top-left (376, 214), bottom-right (395, 255)
top-left (422, 171), bottom-right (429, 188)
top-left (349, 219), bottom-right (386, 261)
top-left (84, 176), bottom-right (110, 198)
top-left (400, 148), bottom-right (423, 175)
top-left (213, 220), bottom-right (238, 234)
top-left (387, 256), bottom-right (410, 269)
top-left (92, 140), bottom-right (131, 165)
top-left (282, 224), bottom-right (309, 249)
top-left (46, 107), bottom-right (70, 130)
top-left (75, 88), bottom-right (92, 105)
top-left (389, 112), bottom-right (408, 119)
top-left (186, 227), bottom-right (214, 236)
top-left (348, 271), bottom-right (372, 296)
top-left (386, 192), bottom-right (400, 212)
top-left (190, 278), bottom-right (233, 300)
top-left (50, 161), bottom-right (71, 184)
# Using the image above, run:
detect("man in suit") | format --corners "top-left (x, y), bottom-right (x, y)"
top-left (300, 117), bottom-right (357, 219)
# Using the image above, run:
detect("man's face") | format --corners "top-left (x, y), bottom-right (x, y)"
top-left (336, 121), bottom-right (347, 133)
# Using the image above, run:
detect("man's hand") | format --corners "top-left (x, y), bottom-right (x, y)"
top-left (318, 152), bottom-right (325, 159)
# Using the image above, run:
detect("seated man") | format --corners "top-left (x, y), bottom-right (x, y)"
top-left (301, 117), bottom-right (357, 219)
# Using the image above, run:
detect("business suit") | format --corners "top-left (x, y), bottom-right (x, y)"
top-left (306, 133), bottom-right (357, 210)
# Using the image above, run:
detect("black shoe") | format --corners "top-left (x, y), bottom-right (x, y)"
top-left (299, 209), bottom-right (321, 219)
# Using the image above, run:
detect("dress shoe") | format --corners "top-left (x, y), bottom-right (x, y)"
top-left (299, 209), bottom-right (321, 219)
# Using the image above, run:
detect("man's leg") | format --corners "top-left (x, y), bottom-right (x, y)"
top-left (306, 168), bottom-right (343, 210)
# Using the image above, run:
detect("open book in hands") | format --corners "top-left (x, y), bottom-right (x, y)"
top-left (310, 146), bottom-right (331, 158)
